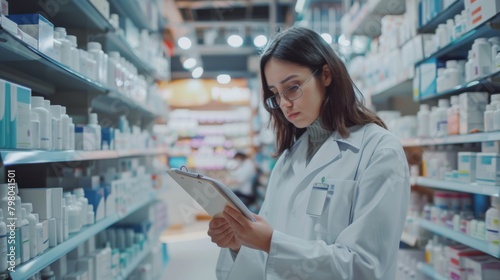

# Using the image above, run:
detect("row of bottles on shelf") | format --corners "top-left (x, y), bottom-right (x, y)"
top-left (12, 200), bottom-right (167, 280)
top-left (0, 78), bottom-right (165, 151)
top-left (407, 191), bottom-right (499, 250)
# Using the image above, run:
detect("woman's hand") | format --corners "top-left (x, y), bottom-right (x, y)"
top-left (207, 217), bottom-right (241, 252)
top-left (223, 206), bottom-right (273, 253)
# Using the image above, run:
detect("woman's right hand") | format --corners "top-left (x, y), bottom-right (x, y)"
top-left (208, 217), bottom-right (241, 252)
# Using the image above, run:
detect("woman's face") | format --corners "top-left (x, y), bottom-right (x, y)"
top-left (264, 58), bottom-right (327, 128)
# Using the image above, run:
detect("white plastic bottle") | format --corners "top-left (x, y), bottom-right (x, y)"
top-left (60, 107), bottom-right (70, 150)
top-left (20, 208), bottom-right (30, 263)
top-left (108, 52), bottom-right (124, 92)
top-left (33, 213), bottom-right (44, 255)
top-left (444, 60), bottom-right (464, 89)
top-left (430, 106), bottom-right (438, 137)
top-left (485, 104), bottom-right (495, 132)
top-left (43, 99), bottom-right (53, 150)
top-left (54, 27), bottom-right (72, 68)
top-left (69, 117), bottom-right (75, 150)
top-left (494, 103), bottom-right (500, 131)
top-left (486, 196), bottom-right (500, 247)
top-left (447, 96), bottom-right (460, 135)
top-left (67, 35), bottom-right (80, 73)
top-left (472, 38), bottom-right (492, 78)
top-left (74, 189), bottom-right (89, 226)
top-left (453, 14), bottom-right (463, 39)
top-left (31, 97), bottom-right (50, 150)
top-left (0, 209), bottom-right (8, 272)
top-left (417, 104), bottom-right (430, 137)
top-left (88, 113), bottom-right (102, 150)
top-left (436, 99), bottom-right (450, 137)
top-left (436, 68), bottom-right (446, 93)
top-left (21, 203), bottom-right (38, 259)
top-left (424, 239), bottom-right (433, 264)
top-left (465, 50), bottom-right (474, 82)
top-left (489, 37), bottom-right (500, 72)
top-left (30, 111), bottom-right (40, 149)
top-left (65, 194), bottom-right (82, 234)
top-left (87, 42), bottom-right (108, 84)
top-left (50, 105), bottom-right (63, 150)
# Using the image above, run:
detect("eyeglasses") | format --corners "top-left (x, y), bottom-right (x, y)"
top-left (265, 69), bottom-right (318, 109)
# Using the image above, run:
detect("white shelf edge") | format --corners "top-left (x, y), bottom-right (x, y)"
top-left (416, 218), bottom-right (500, 258)
top-left (401, 131), bottom-right (500, 147)
top-left (9, 193), bottom-right (157, 280)
top-left (417, 262), bottom-right (448, 280)
top-left (416, 177), bottom-right (500, 197)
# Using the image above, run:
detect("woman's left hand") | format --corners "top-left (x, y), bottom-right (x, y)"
top-left (222, 206), bottom-right (274, 253)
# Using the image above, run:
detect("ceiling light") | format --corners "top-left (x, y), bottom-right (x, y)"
top-left (178, 37), bottom-right (192, 50)
top-left (183, 58), bottom-right (197, 69)
top-left (295, 0), bottom-right (306, 13)
top-left (217, 74), bottom-right (231, 84)
top-left (321, 33), bottom-right (333, 44)
top-left (253, 35), bottom-right (268, 48)
top-left (338, 34), bottom-right (351, 47)
top-left (227, 34), bottom-right (243, 48)
top-left (192, 66), bottom-right (203, 79)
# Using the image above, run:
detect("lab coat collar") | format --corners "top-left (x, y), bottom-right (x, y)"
top-left (332, 125), bottom-right (366, 151)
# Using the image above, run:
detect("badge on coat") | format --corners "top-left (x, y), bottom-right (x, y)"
top-left (306, 182), bottom-right (331, 216)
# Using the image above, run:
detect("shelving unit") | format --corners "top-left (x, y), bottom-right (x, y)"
top-left (417, 0), bottom-right (465, 33)
top-left (417, 218), bottom-right (500, 258)
top-left (415, 177), bottom-right (500, 196)
top-left (9, 193), bottom-right (157, 280)
top-left (401, 131), bottom-right (500, 147)
top-left (417, 262), bottom-right (448, 280)
top-left (118, 244), bottom-right (152, 280)
top-left (109, 0), bottom-right (159, 32)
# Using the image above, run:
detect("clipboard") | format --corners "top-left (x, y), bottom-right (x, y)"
top-left (166, 168), bottom-right (256, 222)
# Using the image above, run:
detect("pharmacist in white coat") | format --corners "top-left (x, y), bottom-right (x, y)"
top-left (207, 27), bottom-right (410, 280)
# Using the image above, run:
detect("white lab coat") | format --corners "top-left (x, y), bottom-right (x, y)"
top-left (216, 124), bottom-right (410, 279)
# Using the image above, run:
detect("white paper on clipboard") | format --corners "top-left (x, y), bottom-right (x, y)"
top-left (166, 168), bottom-right (256, 222)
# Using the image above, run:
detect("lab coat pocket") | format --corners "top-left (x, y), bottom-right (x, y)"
top-left (311, 179), bottom-right (357, 244)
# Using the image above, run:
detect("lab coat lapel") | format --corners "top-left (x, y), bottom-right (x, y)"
top-left (304, 134), bottom-right (341, 175)
top-left (290, 133), bottom-right (308, 177)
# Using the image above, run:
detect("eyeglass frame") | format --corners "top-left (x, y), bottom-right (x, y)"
top-left (265, 69), bottom-right (319, 109)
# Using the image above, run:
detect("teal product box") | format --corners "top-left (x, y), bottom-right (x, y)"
top-left (84, 188), bottom-right (105, 222)
top-left (0, 80), bottom-right (5, 148)
top-left (15, 84), bottom-right (31, 149)
top-left (458, 152), bottom-right (477, 182)
top-left (419, 58), bottom-right (441, 99)
top-left (5, 82), bottom-right (16, 148)
top-left (7, 13), bottom-right (54, 55)
top-left (475, 153), bottom-right (500, 185)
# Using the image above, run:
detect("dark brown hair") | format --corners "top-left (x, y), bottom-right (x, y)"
top-left (260, 26), bottom-right (386, 156)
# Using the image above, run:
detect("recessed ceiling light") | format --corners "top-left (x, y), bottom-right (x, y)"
top-left (227, 35), bottom-right (243, 48)
top-left (217, 74), bottom-right (231, 84)
top-left (183, 58), bottom-right (197, 69)
top-left (192, 66), bottom-right (203, 78)
top-left (178, 37), bottom-right (192, 50)
top-left (253, 35), bottom-right (268, 47)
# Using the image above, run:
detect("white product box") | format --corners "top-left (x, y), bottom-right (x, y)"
top-left (7, 14), bottom-right (54, 55)
top-left (75, 125), bottom-right (96, 151)
top-left (459, 92), bottom-right (488, 134)
top-left (465, 255), bottom-right (500, 280)
top-left (15, 84), bottom-right (31, 149)
top-left (465, 0), bottom-right (500, 29)
top-left (0, 15), bottom-right (17, 35)
top-left (458, 152), bottom-right (477, 182)
top-left (18, 188), bottom-right (52, 219)
top-left (476, 153), bottom-right (500, 185)
top-left (48, 217), bottom-right (57, 247)
top-left (482, 141), bottom-right (500, 153)
top-left (447, 245), bottom-right (485, 280)
top-left (40, 219), bottom-right (49, 253)
top-left (18, 28), bottom-right (38, 49)
top-left (50, 188), bottom-right (63, 245)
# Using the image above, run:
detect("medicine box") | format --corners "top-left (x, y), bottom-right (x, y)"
top-left (0, 15), bottom-right (17, 35)
top-left (75, 125), bottom-right (96, 151)
top-left (19, 188), bottom-right (52, 219)
top-left (7, 13), bottom-right (54, 55)
top-left (419, 58), bottom-right (442, 99)
top-left (465, 255), bottom-right (500, 280)
top-left (15, 84), bottom-right (31, 149)
top-left (446, 245), bottom-right (485, 280)
top-left (482, 141), bottom-right (500, 153)
top-left (465, 0), bottom-right (500, 30)
top-left (5, 82), bottom-right (16, 149)
top-left (458, 152), bottom-right (477, 182)
top-left (475, 153), bottom-right (500, 185)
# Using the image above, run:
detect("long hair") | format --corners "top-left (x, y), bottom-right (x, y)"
top-left (260, 26), bottom-right (386, 156)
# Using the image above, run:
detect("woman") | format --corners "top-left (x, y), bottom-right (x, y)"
top-left (208, 26), bottom-right (410, 279)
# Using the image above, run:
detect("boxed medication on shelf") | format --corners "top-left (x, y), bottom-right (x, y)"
top-left (482, 141), bottom-right (500, 153)
top-left (18, 28), bottom-right (38, 49)
top-left (75, 125), bottom-right (96, 151)
top-left (0, 15), bottom-right (17, 35)
top-left (458, 152), bottom-right (477, 182)
top-left (15, 84), bottom-right (31, 149)
top-left (464, 255), bottom-right (500, 280)
top-left (7, 14), bottom-right (54, 55)
top-left (475, 153), bottom-right (500, 185)
top-left (19, 188), bottom-right (53, 219)
top-left (4, 81), bottom-right (15, 148)
top-left (465, 0), bottom-right (500, 29)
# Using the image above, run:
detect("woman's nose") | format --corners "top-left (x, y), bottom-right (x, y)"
top-left (279, 96), bottom-right (292, 108)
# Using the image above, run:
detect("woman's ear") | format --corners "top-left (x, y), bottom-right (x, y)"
top-left (322, 64), bottom-right (332, 87)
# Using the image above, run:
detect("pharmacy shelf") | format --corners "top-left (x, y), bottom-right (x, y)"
top-left (370, 77), bottom-right (413, 104)
top-left (0, 27), bottom-right (109, 95)
top-left (415, 13), bottom-right (500, 66)
top-left (418, 0), bottom-right (464, 34)
top-left (401, 131), bottom-right (500, 147)
top-left (91, 93), bottom-right (159, 120)
top-left (118, 244), bottom-right (152, 280)
top-left (9, 194), bottom-right (156, 280)
top-left (417, 262), bottom-right (448, 280)
top-left (417, 218), bottom-right (500, 258)
top-left (90, 32), bottom-right (167, 81)
top-left (0, 147), bottom-right (169, 166)
top-left (415, 177), bottom-right (500, 197)
top-left (340, 0), bottom-right (405, 37)
top-left (109, 0), bottom-right (158, 32)
top-left (8, 0), bottom-right (114, 32)
top-left (419, 70), bottom-right (500, 101)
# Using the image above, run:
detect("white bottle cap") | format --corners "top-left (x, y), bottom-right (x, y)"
top-left (21, 203), bottom-right (33, 214)
top-left (438, 99), bottom-right (449, 108)
top-left (50, 105), bottom-right (62, 117)
top-left (437, 68), bottom-right (446, 76)
top-left (491, 94), bottom-right (500, 102)
top-left (486, 104), bottom-right (494, 112)
top-left (474, 37), bottom-right (488, 44)
top-left (30, 112), bottom-right (39, 121)
top-left (67, 35), bottom-right (78, 47)
top-left (61, 106), bottom-right (66, 115)
top-left (446, 19), bottom-right (454, 25)
top-left (44, 100), bottom-right (51, 111)
top-left (109, 51), bottom-right (120, 60)
top-left (74, 188), bottom-right (85, 198)
top-left (488, 37), bottom-right (500, 45)
top-left (445, 60), bottom-right (458, 68)
top-left (31, 96), bottom-right (45, 108)
top-left (54, 27), bottom-right (67, 36)
top-left (88, 42), bottom-right (102, 51)
top-left (89, 113), bottom-right (98, 125)
top-left (419, 104), bottom-right (429, 111)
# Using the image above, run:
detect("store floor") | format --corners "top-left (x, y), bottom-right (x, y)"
top-left (161, 221), bottom-right (220, 280)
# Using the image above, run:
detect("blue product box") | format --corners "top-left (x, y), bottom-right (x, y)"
top-left (7, 13), bottom-right (54, 55)
top-left (419, 58), bottom-right (443, 99)
top-left (84, 188), bottom-right (105, 222)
